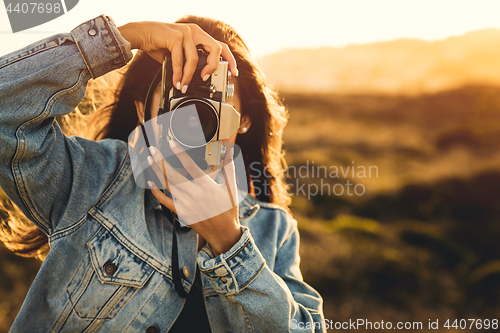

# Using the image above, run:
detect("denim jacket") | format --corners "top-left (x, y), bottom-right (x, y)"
top-left (0, 15), bottom-right (325, 333)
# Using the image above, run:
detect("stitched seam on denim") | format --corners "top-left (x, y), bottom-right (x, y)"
top-left (75, 282), bottom-right (124, 325)
top-left (0, 40), bottom-right (60, 70)
top-left (199, 258), bottom-right (223, 273)
top-left (247, 195), bottom-right (290, 213)
top-left (89, 209), bottom-right (173, 281)
top-left (75, 41), bottom-right (95, 78)
top-left (94, 269), bottom-right (154, 288)
top-left (102, 16), bottom-right (126, 66)
top-left (87, 241), bottom-right (146, 285)
top-left (83, 286), bottom-right (125, 329)
top-left (87, 227), bottom-right (154, 286)
top-left (201, 267), bottom-right (216, 273)
top-left (224, 260), bottom-right (239, 294)
top-left (93, 150), bottom-right (131, 209)
top-left (200, 248), bottom-right (212, 258)
top-left (123, 279), bottom-right (163, 332)
top-left (65, 230), bottom-right (101, 314)
top-left (67, 265), bottom-right (95, 319)
top-left (226, 237), bottom-right (251, 261)
top-left (82, 317), bottom-right (102, 333)
top-left (49, 214), bottom-right (88, 242)
top-left (240, 204), bottom-right (260, 221)
top-left (106, 286), bottom-right (138, 318)
top-left (13, 70), bottom-right (87, 234)
top-left (49, 293), bottom-right (76, 333)
top-left (278, 225), bottom-right (294, 250)
top-left (92, 285), bottom-right (128, 321)
top-left (240, 262), bottom-right (266, 290)
top-left (69, 269), bottom-right (94, 306)
top-left (90, 209), bottom-right (159, 266)
top-left (204, 289), bottom-right (217, 297)
top-left (240, 303), bottom-right (256, 333)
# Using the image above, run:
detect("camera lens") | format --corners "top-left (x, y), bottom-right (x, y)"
top-left (170, 100), bottom-right (218, 147)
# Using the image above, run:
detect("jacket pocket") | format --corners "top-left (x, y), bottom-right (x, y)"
top-left (66, 227), bottom-right (154, 319)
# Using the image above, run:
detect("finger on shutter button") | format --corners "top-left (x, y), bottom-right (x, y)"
top-left (182, 266), bottom-right (190, 279)
top-left (103, 262), bottom-right (117, 275)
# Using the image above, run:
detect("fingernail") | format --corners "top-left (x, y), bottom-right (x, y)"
top-left (176, 82), bottom-right (181, 90)
top-left (169, 140), bottom-right (177, 149)
top-left (181, 85), bottom-right (188, 94)
top-left (234, 68), bottom-right (239, 76)
top-left (147, 156), bottom-right (153, 166)
top-left (203, 74), bottom-right (210, 81)
top-left (231, 147), bottom-right (234, 157)
top-left (149, 146), bottom-right (156, 155)
top-left (147, 180), bottom-right (153, 188)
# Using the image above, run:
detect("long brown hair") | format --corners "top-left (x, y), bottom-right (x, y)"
top-left (0, 16), bottom-right (290, 260)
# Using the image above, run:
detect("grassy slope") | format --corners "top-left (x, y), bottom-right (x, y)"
top-left (282, 86), bottom-right (500, 330)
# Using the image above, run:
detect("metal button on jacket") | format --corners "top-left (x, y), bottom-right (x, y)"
top-left (182, 266), bottom-right (190, 279)
top-left (146, 325), bottom-right (159, 333)
top-left (103, 261), bottom-right (117, 275)
top-left (88, 28), bottom-right (97, 36)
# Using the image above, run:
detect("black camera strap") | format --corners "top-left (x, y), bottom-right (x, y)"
top-left (160, 199), bottom-right (202, 299)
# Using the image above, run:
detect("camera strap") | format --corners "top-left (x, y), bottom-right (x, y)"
top-left (160, 201), bottom-right (202, 299)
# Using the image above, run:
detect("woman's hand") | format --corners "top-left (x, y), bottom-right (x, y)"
top-left (147, 141), bottom-right (241, 257)
top-left (118, 21), bottom-right (238, 93)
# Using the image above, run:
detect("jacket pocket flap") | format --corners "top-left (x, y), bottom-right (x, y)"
top-left (87, 228), bottom-right (154, 288)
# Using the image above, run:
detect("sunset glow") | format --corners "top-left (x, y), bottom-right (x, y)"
top-left (1, 0), bottom-right (500, 57)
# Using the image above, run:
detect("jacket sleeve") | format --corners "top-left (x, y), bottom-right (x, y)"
top-left (197, 219), bottom-right (326, 332)
top-left (0, 15), bottom-right (133, 236)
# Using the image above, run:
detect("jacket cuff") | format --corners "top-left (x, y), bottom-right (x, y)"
top-left (70, 14), bottom-right (132, 79)
top-left (197, 226), bottom-right (266, 295)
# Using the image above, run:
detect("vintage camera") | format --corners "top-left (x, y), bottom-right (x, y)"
top-left (153, 49), bottom-right (240, 170)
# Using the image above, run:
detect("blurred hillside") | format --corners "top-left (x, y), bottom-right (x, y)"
top-left (259, 28), bottom-right (500, 95)
top-left (282, 86), bottom-right (500, 330)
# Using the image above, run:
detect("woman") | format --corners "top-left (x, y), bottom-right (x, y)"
top-left (0, 14), bottom-right (324, 332)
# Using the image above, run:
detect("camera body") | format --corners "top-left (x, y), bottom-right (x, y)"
top-left (156, 49), bottom-right (240, 169)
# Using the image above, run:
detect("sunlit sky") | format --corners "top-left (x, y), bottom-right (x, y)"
top-left (1, 0), bottom-right (500, 57)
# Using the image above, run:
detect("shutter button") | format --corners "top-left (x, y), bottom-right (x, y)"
top-left (88, 28), bottom-right (97, 36)
top-left (182, 266), bottom-right (190, 279)
top-left (103, 262), bottom-right (117, 275)
top-left (146, 325), bottom-right (159, 333)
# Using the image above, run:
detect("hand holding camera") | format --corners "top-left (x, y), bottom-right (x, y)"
top-left (118, 21), bottom-right (238, 92)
